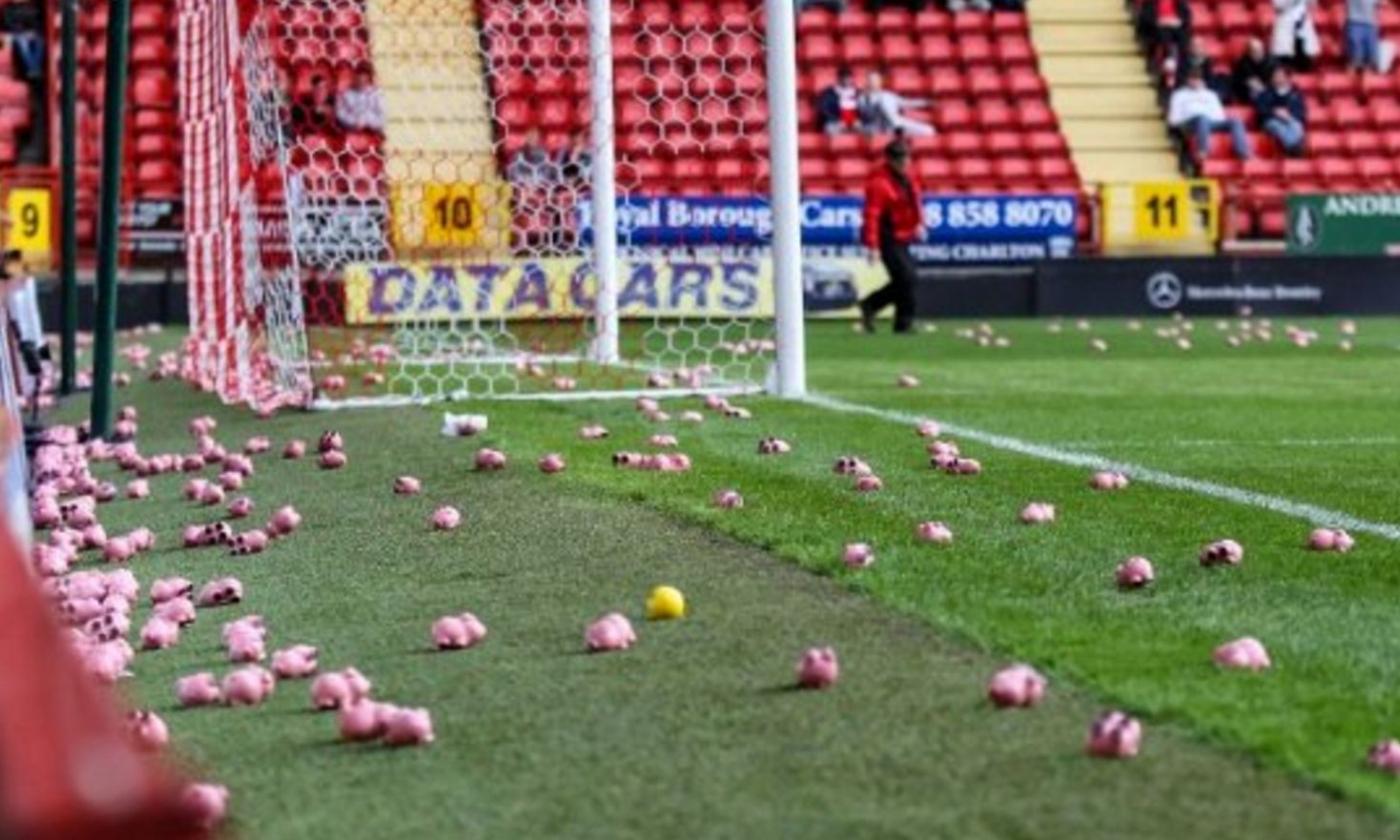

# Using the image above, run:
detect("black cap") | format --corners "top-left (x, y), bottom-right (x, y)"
top-left (885, 137), bottom-right (909, 161)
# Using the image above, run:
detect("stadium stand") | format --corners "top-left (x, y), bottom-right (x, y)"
top-left (55, 0), bottom-right (181, 249)
top-left (1145, 1), bottom-right (1400, 240)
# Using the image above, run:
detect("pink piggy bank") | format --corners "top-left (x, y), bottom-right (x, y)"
top-left (1086, 711), bottom-right (1142, 758)
top-left (795, 646), bottom-right (839, 689)
top-left (987, 664), bottom-right (1047, 708)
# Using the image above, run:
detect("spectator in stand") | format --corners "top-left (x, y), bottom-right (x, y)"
top-left (797, 0), bottom-right (847, 11)
top-left (1169, 67), bottom-right (1251, 163)
top-left (868, 0), bottom-right (928, 11)
top-left (1230, 37), bottom-right (1276, 103)
top-left (556, 132), bottom-right (592, 187)
top-left (1180, 36), bottom-right (1229, 99)
top-left (508, 129), bottom-right (558, 185)
top-left (858, 136), bottom-right (923, 335)
top-left (1271, 0), bottom-right (1321, 71)
top-left (1346, 0), bottom-right (1383, 74)
top-left (858, 71), bottom-right (935, 137)
top-left (946, 0), bottom-right (992, 11)
top-left (1254, 65), bottom-right (1308, 155)
top-left (1138, 0), bottom-right (1192, 76)
top-left (335, 69), bottom-right (385, 133)
top-left (290, 75), bottom-right (336, 134)
top-left (817, 67), bottom-right (862, 135)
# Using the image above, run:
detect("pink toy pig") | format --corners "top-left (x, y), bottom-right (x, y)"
top-left (713, 489), bottom-right (744, 510)
top-left (394, 475), bottom-right (422, 495)
top-left (125, 710), bottom-right (168, 751)
top-left (796, 646), bottom-right (839, 689)
top-left (1115, 556), bottom-right (1155, 588)
top-left (1086, 711), bottom-right (1142, 758)
top-left (432, 613), bottom-right (488, 650)
top-left (431, 506), bottom-right (462, 531)
top-left (538, 454), bottom-right (567, 474)
top-left (283, 439), bottom-right (306, 459)
top-left (1213, 636), bottom-right (1271, 671)
top-left (585, 612), bottom-right (636, 652)
top-left (474, 448), bottom-right (507, 471)
top-left (916, 521), bottom-right (954, 544)
top-left (1368, 740), bottom-right (1400, 774)
top-left (338, 700), bottom-right (385, 741)
top-left (140, 616), bottom-right (181, 650)
top-left (196, 577), bottom-right (243, 608)
top-left (1019, 502), bottom-right (1056, 525)
top-left (176, 672), bottom-right (223, 707)
top-left (382, 707), bottom-right (435, 746)
top-left (1199, 539), bottom-right (1244, 567)
top-left (227, 496), bottom-right (254, 519)
top-left (272, 645), bottom-right (319, 679)
top-left (987, 664), bottom-right (1047, 708)
top-left (842, 543), bottom-right (874, 569)
top-left (319, 450), bottom-right (347, 470)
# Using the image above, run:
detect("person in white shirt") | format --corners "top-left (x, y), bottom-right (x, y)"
top-left (1168, 67), bottom-right (1251, 161)
top-left (336, 69), bottom-right (385, 133)
top-left (858, 71), bottom-right (935, 137)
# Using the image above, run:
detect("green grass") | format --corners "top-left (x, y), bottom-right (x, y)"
top-left (61, 317), bottom-right (1400, 838)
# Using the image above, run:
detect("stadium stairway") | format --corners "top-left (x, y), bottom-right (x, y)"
top-left (1028, 0), bottom-right (1213, 254)
top-left (365, 0), bottom-right (510, 255)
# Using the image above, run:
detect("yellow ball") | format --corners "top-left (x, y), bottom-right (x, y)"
top-left (646, 585), bottom-right (686, 620)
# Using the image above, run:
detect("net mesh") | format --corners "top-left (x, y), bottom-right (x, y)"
top-left (179, 0), bottom-right (780, 407)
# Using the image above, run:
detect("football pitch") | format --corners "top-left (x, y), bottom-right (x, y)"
top-left (71, 317), bottom-right (1400, 838)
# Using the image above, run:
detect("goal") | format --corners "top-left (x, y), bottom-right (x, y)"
top-left (177, 0), bottom-right (804, 411)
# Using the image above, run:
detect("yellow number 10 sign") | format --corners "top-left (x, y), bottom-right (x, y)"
top-left (7, 187), bottom-right (52, 255)
top-left (422, 182), bottom-right (486, 248)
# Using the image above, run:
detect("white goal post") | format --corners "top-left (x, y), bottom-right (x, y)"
top-left (178, 0), bottom-right (806, 410)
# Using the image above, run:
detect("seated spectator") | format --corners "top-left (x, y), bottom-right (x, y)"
top-left (1230, 38), bottom-right (1276, 103)
top-left (946, 0), bottom-right (991, 10)
top-left (868, 0), bottom-right (928, 11)
top-left (1346, 0), bottom-right (1383, 73)
top-left (797, 0), bottom-right (846, 11)
top-left (336, 69), bottom-right (385, 133)
top-left (1271, 0), bottom-right (1320, 71)
top-left (1180, 36), bottom-right (1229, 100)
top-left (508, 129), bottom-right (558, 185)
top-left (1254, 65), bottom-right (1308, 155)
top-left (290, 75), bottom-right (336, 134)
top-left (816, 67), bottom-right (862, 135)
top-left (1169, 68), bottom-right (1251, 162)
top-left (556, 132), bottom-right (592, 187)
top-left (858, 71), bottom-right (935, 137)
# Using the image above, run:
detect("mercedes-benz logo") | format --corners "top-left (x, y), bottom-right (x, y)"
top-left (1145, 272), bottom-right (1183, 310)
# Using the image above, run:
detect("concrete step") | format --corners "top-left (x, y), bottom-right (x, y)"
top-left (1062, 120), bottom-right (1172, 151)
top-left (1034, 24), bottom-right (1140, 54)
top-left (1039, 54), bottom-right (1148, 80)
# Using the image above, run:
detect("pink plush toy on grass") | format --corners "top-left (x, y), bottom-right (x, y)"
top-left (319, 450), bottom-right (348, 470)
top-left (987, 664), bottom-right (1047, 708)
top-left (1200, 539), bottom-right (1244, 567)
top-left (1368, 740), bottom-right (1400, 774)
top-left (842, 543), bottom-right (875, 569)
top-left (579, 425), bottom-right (609, 440)
top-left (231, 529), bottom-right (269, 556)
top-left (196, 577), bottom-right (244, 608)
top-left (244, 436), bottom-right (271, 454)
top-left (338, 700), bottom-right (385, 742)
top-left (227, 496), bottom-right (254, 519)
top-left (102, 537), bottom-right (135, 564)
top-left (585, 612), bottom-right (636, 652)
top-left (1308, 528), bottom-right (1355, 553)
top-left (181, 783), bottom-right (229, 830)
top-left (538, 454), bottom-right (567, 474)
top-left (833, 456), bottom-right (872, 476)
top-left (283, 439), bottom-right (306, 459)
top-left (311, 668), bottom-right (372, 710)
top-left (1019, 502), bottom-right (1056, 525)
top-left (155, 597), bottom-right (197, 627)
top-left (150, 577), bottom-right (193, 604)
top-left (915, 521), bottom-right (953, 544)
top-left (394, 475), bottom-right (422, 495)
top-left (272, 645), bottom-right (319, 679)
top-left (382, 707), bottom-right (435, 747)
top-left (433, 613), bottom-right (488, 650)
top-left (853, 474), bottom-right (883, 493)
top-left (796, 647), bottom-right (839, 689)
top-left (713, 489), bottom-right (744, 510)
top-left (125, 710), bottom-right (168, 751)
top-left (268, 505), bottom-right (303, 537)
top-left (125, 479), bottom-right (150, 500)
top-left (140, 617), bottom-right (181, 651)
top-left (896, 373), bottom-right (919, 388)
top-left (757, 437), bottom-right (791, 455)
top-left (1086, 711), bottom-right (1142, 758)
top-left (1213, 636), bottom-right (1271, 671)
top-left (1115, 556), bottom-right (1155, 589)
top-left (1089, 471), bottom-right (1130, 491)
top-left (431, 506), bottom-right (462, 531)
top-left (176, 672), bottom-right (223, 707)
top-left (474, 448), bottom-right (507, 471)
top-left (223, 666), bottom-right (275, 706)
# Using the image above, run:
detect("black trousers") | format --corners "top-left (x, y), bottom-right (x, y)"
top-left (861, 239), bottom-right (917, 332)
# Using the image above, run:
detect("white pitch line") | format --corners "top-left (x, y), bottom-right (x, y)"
top-left (802, 392), bottom-right (1400, 541)
top-left (1050, 437), bottom-right (1400, 449)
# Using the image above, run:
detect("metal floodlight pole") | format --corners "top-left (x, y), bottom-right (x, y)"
top-left (764, 0), bottom-right (806, 398)
top-left (90, 0), bottom-right (134, 438)
top-left (59, 0), bottom-right (78, 394)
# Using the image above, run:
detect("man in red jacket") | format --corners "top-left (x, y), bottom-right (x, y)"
top-left (859, 137), bottom-right (924, 333)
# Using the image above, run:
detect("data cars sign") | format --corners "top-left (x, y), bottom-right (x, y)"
top-left (579, 195), bottom-right (1076, 260)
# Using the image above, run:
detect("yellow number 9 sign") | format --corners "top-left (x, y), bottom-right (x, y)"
top-left (6, 187), bottom-right (52, 255)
